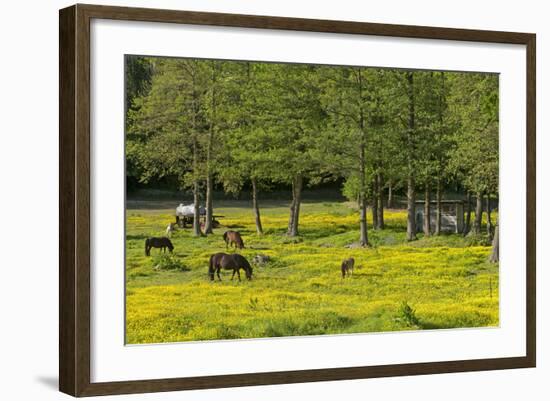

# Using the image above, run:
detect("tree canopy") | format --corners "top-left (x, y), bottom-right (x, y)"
top-left (126, 56), bottom-right (499, 250)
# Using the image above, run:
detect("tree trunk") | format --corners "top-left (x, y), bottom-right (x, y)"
top-left (463, 192), bottom-right (472, 236)
top-left (251, 177), bottom-right (263, 235)
top-left (489, 219), bottom-right (499, 263)
top-left (287, 174), bottom-right (303, 237)
top-left (292, 175), bottom-right (303, 236)
top-left (189, 76), bottom-right (202, 238)
top-left (371, 177), bottom-right (378, 230)
top-left (204, 173), bottom-right (214, 234)
top-left (376, 173), bottom-right (384, 229)
top-left (358, 144), bottom-right (369, 246)
top-left (435, 73), bottom-right (444, 237)
top-left (356, 69), bottom-right (369, 246)
top-left (486, 194), bottom-right (493, 238)
top-left (288, 200), bottom-right (295, 235)
top-left (203, 131), bottom-right (214, 234)
top-left (192, 180), bottom-right (201, 237)
top-left (472, 192), bottom-right (483, 235)
top-left (204, 66), bottom-right (217, 235)
top-left (406, 71), bottom-right (417, 241)
top-left (435, 178), bottom-right (442, 235)
top-left (406, 175), bottom-right (416, 241)
top-left (192, 138), bottom-right (202, 237)
top-left (387, 180), bottom-right (393, 209)
top-left (203, 135), bottom-right (214, 233)
top-left (423, 182), bottom-right (431, 236)
top-left (359, 196), bottom-right (368, 247)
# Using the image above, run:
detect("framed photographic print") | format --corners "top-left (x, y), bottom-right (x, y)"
top-left (59, 4), bottom-right (536, 397)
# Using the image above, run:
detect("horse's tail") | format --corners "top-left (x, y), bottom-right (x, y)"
top-left (167, 238), bottom-right (174, 252)
top-left (208, 254), bottom-right (216, 280)
top-left (223, 231), bottom-right (228, 243)
top-left (208, 254), bottom-right (214, 273)
top-left (238, 236), bottom-right (245, 249)
top-left (145, 238), bottom-right (150, 256)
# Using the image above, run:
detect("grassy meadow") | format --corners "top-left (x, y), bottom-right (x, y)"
top-left (125, 200), bottom-right (499, 344)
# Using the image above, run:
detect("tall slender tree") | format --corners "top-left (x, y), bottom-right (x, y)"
top-left (404, 71), bottom-right (418, 241)
top-left (320, 68), bottom-right (400, 245)
top-left (263, 64), bottom-right (327, 237)
top-left (126, 58), bottom-right (213, 236)
top-left (448, 72), bottom-right (499, 236)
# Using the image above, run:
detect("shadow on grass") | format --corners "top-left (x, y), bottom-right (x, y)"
top-left (126, 234), bottom-right (149, 241)
top-left (417, 320), bottom-right (446, 330)
top-left (225, 224), bottom-right (246, 229)
top-left (353, 272), bottom-right (383, 279)
top-left (298, 226), bottom-right (356, 240)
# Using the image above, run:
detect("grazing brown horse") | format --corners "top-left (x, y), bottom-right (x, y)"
top-left (341, 257), bottom-right (355, 278)
top-left (209, 252), bottom-right (252, 281)
top-left (145, 237), bottom-right (174, 256)
top-left (223, 230), bottom-right (245, 250)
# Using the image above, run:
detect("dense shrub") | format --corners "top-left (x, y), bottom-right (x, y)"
top-left (151, 253), bottom-right (188, 271)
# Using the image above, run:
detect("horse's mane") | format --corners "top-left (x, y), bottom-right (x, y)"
top-left (232, 253), bottom-right (252, 271)
top-left (242, 255), bottom-right (252, 270)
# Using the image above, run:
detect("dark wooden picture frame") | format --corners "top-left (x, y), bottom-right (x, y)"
top-left (59, 3), bottom-right (536, 397)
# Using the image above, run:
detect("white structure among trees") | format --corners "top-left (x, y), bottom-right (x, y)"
top-left (414, 200), bottom-right (464, 234)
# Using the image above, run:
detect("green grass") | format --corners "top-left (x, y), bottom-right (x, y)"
top-left (125, 200), bottom-right (499, 344)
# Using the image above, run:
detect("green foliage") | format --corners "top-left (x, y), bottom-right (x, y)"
top-left (151, 253), bottom-right (189, 271)
top-left (447, 73), bottom-right (499, 196)
top-left (342, 174), bottom-right (361, 203)
top-left (125, 59), bottom-right (499, 200)
top-left (397, 301), bottom-right (420, 327)
top-left (125, 56), bottom-right (153, 114)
